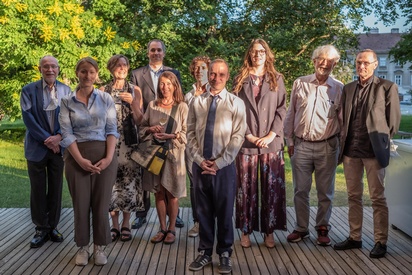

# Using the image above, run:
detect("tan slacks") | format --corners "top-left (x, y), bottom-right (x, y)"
top-left (64, 141), bottom-right (118, 247)
top-left (343, 156), bottom-right (388, 244)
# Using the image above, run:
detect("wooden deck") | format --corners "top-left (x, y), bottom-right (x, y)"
top-left (0, 207), bottom-right (411, 275)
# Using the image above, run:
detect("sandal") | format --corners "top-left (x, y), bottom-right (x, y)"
top-left (120, 227), bottom-right (132, 242)
top-left (151, 229), bottom-right (167, 244)
top-left (111, 228), bottom-right (120, 242)
top-left (163, 230), bottom-right (176, 244)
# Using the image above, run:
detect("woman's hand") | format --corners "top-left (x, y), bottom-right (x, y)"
top-left (148, 125), bottom-right (164, 134)
top-left (153, 132), bottom-right (174, 140)
top-left (118, 92), bottom-right (133, 104)
top-left (77, 157), bottom-right (101, 174)
top-left (94, 157), bottom-right (113, 172)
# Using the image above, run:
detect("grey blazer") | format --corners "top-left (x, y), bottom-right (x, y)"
top-left (235, 74), bottom-right (287, 154)
top-left (339, 76), bottom-right (401, 168)
top-left (130, 65), bottom-right (181, 111)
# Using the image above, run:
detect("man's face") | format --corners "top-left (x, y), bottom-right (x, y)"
top-left (39, 56), bottom-right (59, 85)
top-left (208, 62), bottom-right (229, 93)
top-left (147, 41), bottom-right (165, 64)
top-left (194, 61), bottom-right (208, 84)
top-left (356, 52), bottom-right (378, 82)
top-left (313, 53), bottom-right (336, 79)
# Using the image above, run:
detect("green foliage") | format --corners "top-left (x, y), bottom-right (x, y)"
top-left (1, 0), bottom-right (410, 118)
top-left (0, 0), bottom-right (139, 119)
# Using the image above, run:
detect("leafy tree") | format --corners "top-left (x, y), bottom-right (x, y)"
top-left (0, 0), bottom-right (139, 119)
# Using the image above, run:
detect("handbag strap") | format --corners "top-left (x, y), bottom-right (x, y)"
top-left (163, 104), bottom-right (178, 147)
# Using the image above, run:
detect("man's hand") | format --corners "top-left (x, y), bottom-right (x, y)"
top-left (200, 160), bottom-right (219, 175)
top-left (44, 135), bottom-right (61, 154)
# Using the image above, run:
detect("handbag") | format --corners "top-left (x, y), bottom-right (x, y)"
top-left (131, 105), bottom-right (177, 175)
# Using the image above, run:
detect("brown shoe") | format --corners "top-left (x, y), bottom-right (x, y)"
top-left (264, 233), bottom-right (275, 248)
top-left (164, 230), bottom-right (176, 244)
top-left (150, 229), bottom-right (167, 244)
top-left (240, 233), bottom-right (251, 248)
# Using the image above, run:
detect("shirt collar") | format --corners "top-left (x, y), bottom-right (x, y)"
top-left (206, 87), bottom-right (228, 100)
top-left (42, 79), bottom-right (56, 90)
top-left (309, 73), bottom-right (334, 87)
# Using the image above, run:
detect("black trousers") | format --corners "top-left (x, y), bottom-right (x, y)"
top-left (27, 150), bottom-right (64, 231)
top-left (193, 162), bottom-right (236, 256)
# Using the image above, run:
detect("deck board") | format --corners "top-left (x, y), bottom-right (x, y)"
top-left (0, 207), bottom-right (411, 275)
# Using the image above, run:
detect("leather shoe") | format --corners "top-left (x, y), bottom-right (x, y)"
top-left (333, 237), bottom-right (362, 250)
top-left (131, 217), bottom-right (147, 229)
top-left (370, 241), bottom-right (387, 258)
top-left (240, 233), bottom-right (251, 248)
top-left (30, 230), bottom-right (50, 248)
top-left (175, 215), bottom-right (184, 228)
top-left (50, 228), bottom-right (64, 242)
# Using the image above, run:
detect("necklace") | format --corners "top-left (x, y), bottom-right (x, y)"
top-left (161, 99), bottom-right (174, 106)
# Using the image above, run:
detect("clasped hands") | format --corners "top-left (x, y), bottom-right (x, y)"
top-left (200, 160), bottom-right (219, 175)
top-left (78, 157), bottom-right (112, 175)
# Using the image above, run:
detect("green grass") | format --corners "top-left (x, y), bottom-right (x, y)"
top-left (2, 115), bottom-right (412, 208)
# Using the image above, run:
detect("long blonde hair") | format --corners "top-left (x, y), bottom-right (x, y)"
top-left (233, 39), bottom-right (280, 93)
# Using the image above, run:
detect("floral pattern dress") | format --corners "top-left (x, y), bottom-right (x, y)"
top-left (106, 83), bottom-right (144, 213)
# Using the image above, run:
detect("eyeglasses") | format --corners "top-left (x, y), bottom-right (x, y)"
top-left (316, 58), bottom-right (335, 64)
top-left (42, 65), bottom-right (59, 70)
top-left (250, 50), bottom-right (266, 56)
top-left (356, 61), bottom-right (377, 67)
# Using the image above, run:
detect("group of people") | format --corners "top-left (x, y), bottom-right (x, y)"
top-left (20, 37), bottom-right (400, 273)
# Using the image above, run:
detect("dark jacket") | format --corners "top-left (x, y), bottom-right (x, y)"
top-left (340, 76), bottom-right (401, 168)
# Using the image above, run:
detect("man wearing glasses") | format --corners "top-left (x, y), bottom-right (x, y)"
top-left (130, 39), bottom-right (184, 229)
top-left (284, 45), bottom-right (343, 247)
top-left (20, 55), bottom-right (71, 248)
top-left (334, 49), bottom-right (400, 258)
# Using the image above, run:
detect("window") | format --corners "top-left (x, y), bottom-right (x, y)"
top-left (379, 57), bottom-right (387, 67)
top-left (395, 75), bottom-right (402, 86)
top-left (378, 75), bottom-right (386, 79)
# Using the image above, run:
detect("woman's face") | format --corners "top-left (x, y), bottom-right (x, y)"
top-left (250, 43), bottom-right (266, 67)
top-left (159, 77), bottom-right (175, 99)
top-left (193, 61), bottom-right (208, 84)
top-left (112, 58), bottom-right (129, 80)
top-left (76, 62), bottom-right (98, 87)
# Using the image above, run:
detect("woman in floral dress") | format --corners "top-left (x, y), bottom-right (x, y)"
top-left (100, 54), bottom-right (144, 242)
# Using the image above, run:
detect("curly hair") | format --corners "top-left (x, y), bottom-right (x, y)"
top-left (189, 56), bottom-right (211, 78)
top-left (233, 39), bottom-right (280, 94)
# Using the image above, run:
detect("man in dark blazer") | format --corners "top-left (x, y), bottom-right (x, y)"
top-left (334, 49), bottom-right (401, 258)
top-left (20, 55), bottom-right (71, 248)
top-left (130, 39), bottom-right (184, 229)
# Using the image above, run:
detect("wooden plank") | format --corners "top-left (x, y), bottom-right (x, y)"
top-left (1, 207), bottom-right (412, 275)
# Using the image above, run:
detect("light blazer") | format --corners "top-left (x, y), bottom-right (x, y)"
top-left (20, 79), bottom-right (71, 162)
top-left (339, 76), bottom-right (401, 168)
top-left (235, 73), bottom-right (287, 154)
top-left (130, 65), bottom-right (181, 111)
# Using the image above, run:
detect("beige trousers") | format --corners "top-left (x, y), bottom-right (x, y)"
top-left (343, 156), bottom-right (388, 244)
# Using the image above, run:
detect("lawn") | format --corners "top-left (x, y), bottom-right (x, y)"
top-left (2, 115), bottom-right (412, 208)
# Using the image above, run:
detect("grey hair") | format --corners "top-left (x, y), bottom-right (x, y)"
top-left (312, 45), bottom-right (340, 62)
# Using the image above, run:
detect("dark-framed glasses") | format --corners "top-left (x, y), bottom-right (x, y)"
top-left (356, 61), bottom-right (377, 67)
top-left (251, 49), bottom-right (266, 56)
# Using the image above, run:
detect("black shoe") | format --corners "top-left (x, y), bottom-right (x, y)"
top-left (131, 217), bottom-right (147, 229)
top-left (370, 241), bottom-right (387, 258)
top-left (218, 251), bottom-right (232, 274)
top-left (30, 230), bottom-right (50, 248)
top-left (49, 228), bottom-right (64, 242)
top-left (188, 250), bottom-right (212, 271)
top-left (333, 237), bottom-right (362, 250)
top-left (175, 215), bottom-right (184, 228)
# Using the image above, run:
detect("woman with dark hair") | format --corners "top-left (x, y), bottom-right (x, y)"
top-left (99, 54), bottom-right (144, 243)
top-left (140, 71), bottom-right (188, 245)
top-left (59, 57), bottom-right (119, 265)
top-left (233, 39), bottom-right (287, 248)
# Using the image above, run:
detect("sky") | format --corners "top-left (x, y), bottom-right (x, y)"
top-left (362, 14), bottom-right (409, 33)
